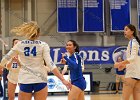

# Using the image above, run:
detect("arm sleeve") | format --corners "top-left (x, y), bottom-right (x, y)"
top-left (127, 41), bottom-right (139, 63)
top-left (44, 65), bottom-right (51, 72)
top-left (43, 44), bottom-right (56, 71)
top-left (5, 59), bottom-right (12, 70)
top-left (64, 55), bottom-right (78, 69)
top-left (1, 48), bottom-right (18, 66)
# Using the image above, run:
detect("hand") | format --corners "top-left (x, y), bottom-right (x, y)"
top-left (61, 53), bottom-right (67, 64)
top-left (118, 64), bottom-right (126, 71)
top-left (62, 79), bottom-right (72, 90)
top-left (12, 57), bottom-right (18, 62)
top-left (12, 56), bottom-right (21, 67)
top-left (114, 62), bottom-right (126, 70)
top-left (114, 62), bottom-right (120, 68)
top-left (61, 53), bottom-right (67, 58)
top-left (60, 59), bottom-right (66, 64)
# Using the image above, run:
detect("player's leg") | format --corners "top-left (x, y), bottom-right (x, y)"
top-left (34, 83), bottom-right (48, 100)
top-left (18, 91), bottom-right (32, 100)
top-left (120, 75), bottom-right (125, 90)
top-left (68, 78), bottom-right (86, 100)
top-left (78, 91), bottom-right (85, 100)
top-left (18, 84), bottom-right (33, 100)
top-left (68, 85), bottom-right (81, 100)
top-left (116, 75), bottom-right (120, 93)
top-left (122, 78), bottom-right (137, 100)
top-left (8, 81), bottom-right (17, 100)
top-left (133, 80), bottom-right (140, 100)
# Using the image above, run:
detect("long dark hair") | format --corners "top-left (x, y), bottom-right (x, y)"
top-left (126, 24), bottom-right (140, 45)
top-left (12, 38), bottom-right (19, 47)
top-left (68, 40), bottom-right (79, 53)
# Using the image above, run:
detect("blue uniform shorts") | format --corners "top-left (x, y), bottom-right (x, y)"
top-left (19, 83), bottom-right (47, 93)
top-left (71, 77), bottom-right (86, 91)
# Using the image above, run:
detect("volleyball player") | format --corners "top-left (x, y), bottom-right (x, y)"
top-left (61, 40), bottom-right (86, 100)
top-left (114, 24), bottom-right (140, 100)
top-left (6, 39), bottom-right (20, 100)
top-left (114, 56), bottom-right (125, 94)
top-left (62, 56), bottom-right (85, 82)
top-left (0, 21), bottom-right (71, 100)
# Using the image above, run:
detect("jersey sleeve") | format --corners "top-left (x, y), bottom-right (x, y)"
top-left (127, 40), bottom-right (139, 63)
top-left (0, 42), bottom-right (19, 67)
top-left (5, 58), bottom-right (12, 68)
top-left (64, 54), bottom-right (78, 69)
top-left (42, 43), bottom-right (56, 71)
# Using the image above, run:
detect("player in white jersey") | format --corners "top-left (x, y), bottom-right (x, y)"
top-left (0, 21), bottom-right (71, 100)
top-left (114, 24), bottom-right (140, 100)
top-left (6, 39), bottom-right (20, 100)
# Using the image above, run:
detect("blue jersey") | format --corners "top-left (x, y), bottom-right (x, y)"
top-left (64, 52), bottom-right (83, 82)
top-left (116, 68), bottom-right (125, 75)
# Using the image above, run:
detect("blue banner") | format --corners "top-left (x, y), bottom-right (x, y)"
top-left (83, 0), bottom-right (104, 32)
top-left (50, 46), bottom-right (127, 65)
top-left (110, 0), bottom-right (131, 31)
top-left (138, 0), bottom-right (140, 31)
top-left (57, 0), bottom-right (78, 33)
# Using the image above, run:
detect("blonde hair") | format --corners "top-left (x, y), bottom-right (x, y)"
top-left (11, 21), bottom-right (40, 40)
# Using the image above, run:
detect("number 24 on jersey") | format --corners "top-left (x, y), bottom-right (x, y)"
top-left (24, 46), bottom-right (37, 56)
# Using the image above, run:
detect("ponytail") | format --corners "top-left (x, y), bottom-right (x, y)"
top-left (135, 36), bottom-right (140, 45)
top-left (126, 24), bottom-right (140, 46)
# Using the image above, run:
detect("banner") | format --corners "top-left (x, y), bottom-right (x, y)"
top-left (57, 0), bottom-right (78, 33)
top-left (83, 0), bottom-right (104, 32)
top-left (4, 72), bottom-right (92, 93)
top-left (110, 0), bottom-right (131, 31)
top-left (138, 0), bottom-right (140, 31)
top-left (50, 46), bottom-right (127, 65)
top-left (47, 73), bottom-right (91, 92)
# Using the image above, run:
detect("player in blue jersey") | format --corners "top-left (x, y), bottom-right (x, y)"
top-left (114, 56), bottom-right (125, 94)
top-left (0, 21), bottom-right (71, 100)
top-left (61, 40), bottom-right (86, 100)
